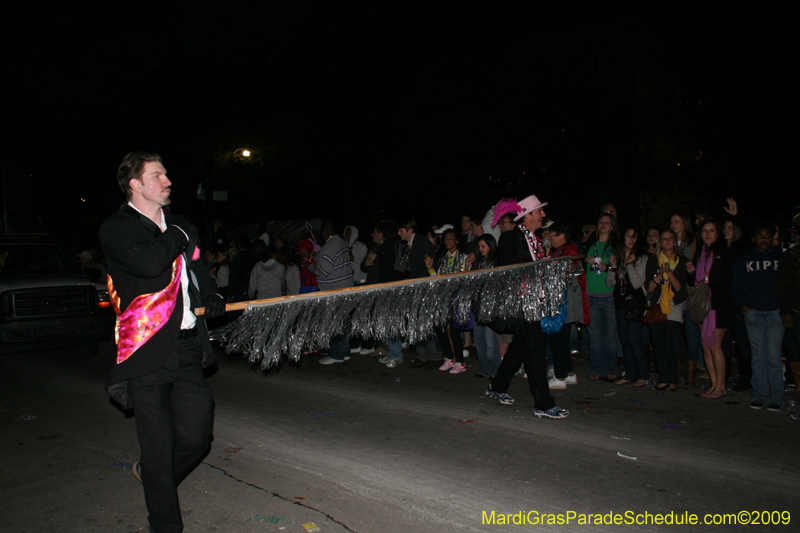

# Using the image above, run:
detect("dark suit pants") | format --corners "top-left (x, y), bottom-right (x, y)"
top-left (127, 337), bottom-right (213, 533)
top-left (547, 325), bottom-right (574, 380)
top-left (490, 321), bottom-right (555, 410)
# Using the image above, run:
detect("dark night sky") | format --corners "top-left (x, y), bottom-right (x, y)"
top-left (1, 2), bottom-right (788, 247)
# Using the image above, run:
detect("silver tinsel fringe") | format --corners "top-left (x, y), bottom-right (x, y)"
top-left (211, 257), bottom-right (574, 369)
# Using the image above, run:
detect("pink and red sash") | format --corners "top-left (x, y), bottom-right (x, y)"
top-left (108, 258), bottom-right (182, 364)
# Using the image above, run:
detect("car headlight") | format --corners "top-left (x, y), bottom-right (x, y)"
top-left (96, 288), bottom-right (111, 308)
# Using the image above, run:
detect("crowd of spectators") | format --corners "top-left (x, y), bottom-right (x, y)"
top-left (77, 196), bottom-right (800, 417)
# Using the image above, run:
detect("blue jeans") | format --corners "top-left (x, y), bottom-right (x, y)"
top-left (329, 333), bottom-right (349, 361)
top-left (745, 309), bottom-right (785, 406)
top-left (681, 309), bottom-right (703, 363)
top-left (588, 295), bottom-right (617, 376)
top-left (733, 308), bottom-right (752, 385)
top-left (387, 337), bottom-right (403, 362)
top-left (329, 324), bottom-right (351, 361)
top-left (786, 311), bottom-right (800, 385)
top-left (474, 323), bottom-right (502, 376)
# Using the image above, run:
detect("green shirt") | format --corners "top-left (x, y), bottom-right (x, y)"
top-left (586, 240), bottom-right (613, 296)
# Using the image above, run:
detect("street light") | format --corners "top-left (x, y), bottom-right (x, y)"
top-left (233, 148), bottom-right (251, 159)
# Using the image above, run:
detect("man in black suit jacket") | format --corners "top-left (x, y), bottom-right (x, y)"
top-left (397, 218), bottom-right (436, 280)
top-left (100, 152), bottom-right (224, 533)
top-left (395, 218), bottom-right (442, 367)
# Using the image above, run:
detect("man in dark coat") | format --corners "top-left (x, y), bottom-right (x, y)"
top-left (485, 195), bottom-right (569, 419)
top-left (359, 223), bottom-right (400, 356)
top-left (397, 217), bottom-right (437, 280)
top-left (395, 218), bottom-right (440, 367)
top-left (100, 152), bottom-right (224, 533)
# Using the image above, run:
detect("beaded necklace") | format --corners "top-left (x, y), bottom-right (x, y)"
top-left (520, 226), bottom-right (545, 261)
top-left (520, 225), bottom-right (547, 298)
top-left (616, 251), bottom-right (634, 294)
top-left (438, 251), bottom-right (467, 275)
top-left (477, 255), bottom-right (494, 270)
top-left (589, 239), bottom-right (612, 275)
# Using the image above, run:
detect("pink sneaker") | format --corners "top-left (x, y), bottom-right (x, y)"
top-left (438, 359), bottom-right (455, 371)
top-left (449, 362), bottom-right (467, 374)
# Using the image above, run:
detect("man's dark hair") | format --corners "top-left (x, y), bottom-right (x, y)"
top-left (399, 218), bottom-right (418, 233)
top-left (694, 205), bottom-right (712, 226)
top-left (237, 234), bottom-right (252, 249)
top-left (276, 246), bottom-right (296, 266)
top-left (498, 211), bottom-right (516, 225)
top-left (376, 222), bottom-right (397, 239)
top-left (549, 220), bottom-right (572, 243)
top-left (250, 240), bottom-right (268, 262)
top-left (117, 152), bottom-right (163, 200)
top-left (321, 221), bottom-right (338, 236)
top-left (600, 202), bottom-right (617, 214)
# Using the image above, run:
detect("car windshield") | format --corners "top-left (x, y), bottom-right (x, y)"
top-left (0, 245), bottom-right (83, 276)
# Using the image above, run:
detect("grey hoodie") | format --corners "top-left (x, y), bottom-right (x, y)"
top-left (248, 258), bottom-right (300, 299)
top-left (345, 225), bottom-right (369, 284)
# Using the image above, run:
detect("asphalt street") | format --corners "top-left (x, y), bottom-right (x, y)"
top-left (1, 341), bottom-right (798, 533)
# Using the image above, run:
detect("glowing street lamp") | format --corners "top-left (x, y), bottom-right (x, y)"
top-left (233, 148), bottom-right (251, 159)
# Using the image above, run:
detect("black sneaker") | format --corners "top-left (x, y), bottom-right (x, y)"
top-left (534, 405), bottom-right (569, 419)
top-left (767, 403), bottom-right (781, 412)
top-left (750, 401), bottom-right (764, 410)
top-left (485, 384), bottom-right (515, 405)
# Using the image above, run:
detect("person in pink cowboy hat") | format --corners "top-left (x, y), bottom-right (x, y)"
top-left (484, 194), bottom-right (569, 419)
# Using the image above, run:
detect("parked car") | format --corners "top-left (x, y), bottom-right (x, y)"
top-left (0, 242), bottom-right (114, 354)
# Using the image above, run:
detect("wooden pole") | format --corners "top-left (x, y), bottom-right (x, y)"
top-left (195, 254), bottom-right (583, 316)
